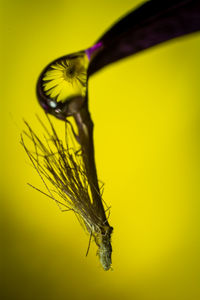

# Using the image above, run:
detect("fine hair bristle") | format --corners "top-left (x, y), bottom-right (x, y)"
top-left (21, 114), bottom-right (113, 270)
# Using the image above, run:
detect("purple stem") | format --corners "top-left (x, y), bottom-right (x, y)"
top-left (88, 0), bottom-right (200, 75)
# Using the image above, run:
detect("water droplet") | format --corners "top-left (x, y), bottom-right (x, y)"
top-left (37, 51), bottom-right (89, 119)
top-left (37, 43), bottom-right (103, 119)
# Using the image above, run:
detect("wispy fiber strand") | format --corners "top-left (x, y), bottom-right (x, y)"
top-left (21, 115), bottom-right (113, 270)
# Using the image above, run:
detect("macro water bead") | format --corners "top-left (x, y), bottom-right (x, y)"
top-left (37, 51), bottom-right (89, 119)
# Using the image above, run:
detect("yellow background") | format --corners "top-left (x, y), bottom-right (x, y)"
top-left (1, 0), bottom-right (200, 299)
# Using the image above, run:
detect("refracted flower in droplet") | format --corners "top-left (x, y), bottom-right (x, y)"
top-left (42, 52), bottom-right (89, 103)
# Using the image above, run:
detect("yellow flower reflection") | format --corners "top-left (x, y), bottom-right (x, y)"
top-left (42, 53), bottom-right (89, 102)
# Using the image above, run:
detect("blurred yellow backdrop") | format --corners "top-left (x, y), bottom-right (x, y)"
top-left (1, 0), bottom-right (200, 299)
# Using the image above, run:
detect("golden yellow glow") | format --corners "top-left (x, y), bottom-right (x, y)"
top-left (1, 0), bottom-right (200, 299)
